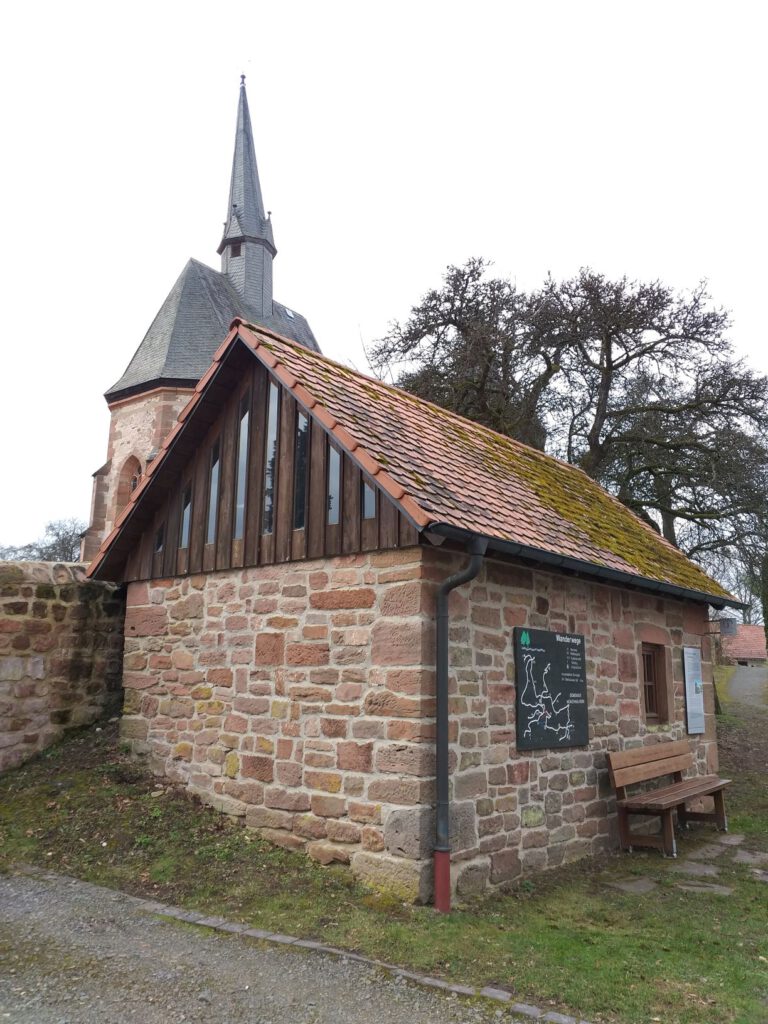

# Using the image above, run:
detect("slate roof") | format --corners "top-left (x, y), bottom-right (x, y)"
top-left (105, 259), bottom-right (318, 400)
top-left (721, 624), bottom-right (768, 662)
top-left (218, 79), bottom-right (275, 254)
top-left (89, 321), bottom-right (738, 607)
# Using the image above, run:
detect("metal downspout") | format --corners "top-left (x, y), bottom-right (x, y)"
top-left (434, 536), bottom-right (487, 913)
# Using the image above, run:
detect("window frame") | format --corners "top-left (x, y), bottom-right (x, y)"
top-left (293, 409), bottom-right (310, 531)
top-left (641, 642), bottom-right (669, 724)
top-left (179, 483), bottom-right (193, 550)
top-left (233, 392), bottom-right (250, 542)
top-left (327, 442), bottom-right (342, 526)
top-left (362, 478), bottom-right (376, 520)
top-left (205, 440), bottom-right (221, 547)
top-left (262, 382), bottom-right (280, 536)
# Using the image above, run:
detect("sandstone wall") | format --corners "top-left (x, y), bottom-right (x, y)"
top-left (424, 549), bottom-right (716, 898)
top-left (82, 388), bottom-right (193, 562)
top-left (0, 562), bottom-right (125, 770)
top-left (120, 549), bottom-right (437, 900)
top-left (119, 547), bottom-right (717, 902)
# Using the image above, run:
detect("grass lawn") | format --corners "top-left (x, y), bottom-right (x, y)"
top-left (1, 712), bottom-right (767, 1024)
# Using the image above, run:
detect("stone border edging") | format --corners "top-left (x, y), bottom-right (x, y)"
top-left (14, 866), bottom-right (592, 1024)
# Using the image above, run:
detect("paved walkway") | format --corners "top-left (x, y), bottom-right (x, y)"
top-left (728, 664), bottom-right (768, 708)
top-left (0, 871), bottom-right (552, 1024)
top-left (608, 830), bottom-right (768, 898)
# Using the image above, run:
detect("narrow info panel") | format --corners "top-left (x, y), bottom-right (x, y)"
top-left (682, 646), bottom-right (706, 735)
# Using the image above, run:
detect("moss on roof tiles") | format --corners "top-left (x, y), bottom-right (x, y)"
top-left (244, 324), bottom-right (732, 601)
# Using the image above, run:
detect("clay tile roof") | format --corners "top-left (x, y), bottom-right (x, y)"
top-left (87, 321), bottom-right (737, 606)
top-left (722, 624), bottom-right (768, 661)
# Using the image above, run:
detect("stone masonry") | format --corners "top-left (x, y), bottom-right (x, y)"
top-left (82, 388), bottom-right (193, 562)
top-left (0, 562), bottom-right (125, 771)
top-left (119, 546), bottom-right (717, 902)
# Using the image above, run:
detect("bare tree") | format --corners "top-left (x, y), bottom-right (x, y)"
top-left (372, 261), bottom-right (768, 565)
top-left (0, 518), bottom-right (86, 563)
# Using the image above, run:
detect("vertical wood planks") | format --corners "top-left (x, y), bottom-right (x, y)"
top-left (274, 393), bottom-right (297, 563)
top-left (108, 367), bottom-right (425, 580)
top-left (215, 399), bottom-right (238, 570)
top-left (188, 446), bottom-right (207, 575)
top-left (244, 364), bottom-right (267, 567)
top-left (342, 457), bottom-right (361, 554)
top-left (379, 492), bottom-right (399, 549)
top-left (306, 419), bottom-right (327, 559)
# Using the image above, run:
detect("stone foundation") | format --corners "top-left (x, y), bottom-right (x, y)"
top-left (0, 562), bottom-right (125, 770)
top-left (119, 547), bottom-right (717, 901)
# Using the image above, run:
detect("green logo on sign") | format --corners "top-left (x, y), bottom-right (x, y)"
top-left (520, 631), bottom-right (530, 647)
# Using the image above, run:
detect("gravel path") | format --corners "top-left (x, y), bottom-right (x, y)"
top-left (0, 872), bottom-right (528, 1024)
top-left (728, 665), bottom-right (768, 708)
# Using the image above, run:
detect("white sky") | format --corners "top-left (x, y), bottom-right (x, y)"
top-left (0, 0), bottom-right (765, 545)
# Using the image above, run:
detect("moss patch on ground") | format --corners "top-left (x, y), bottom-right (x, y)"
top-left (1, 721), bottom-right (767, 1024)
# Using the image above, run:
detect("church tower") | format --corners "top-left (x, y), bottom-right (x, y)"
top-left (81, 79), bottom-right (318, 563)
top-left (218, 76), bottom-right (276, 317)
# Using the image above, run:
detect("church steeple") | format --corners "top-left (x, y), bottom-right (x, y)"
top-left (218, 76), bottom-right (276, 317)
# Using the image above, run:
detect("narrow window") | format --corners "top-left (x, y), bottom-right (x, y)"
top-left (262, 383), bottom-right (279, 534)
top-left (233, 395), bottom-right (250, 540)
top-left (231, 242), bottom-right (241, 258)
top-left (327, 444), bottom-right (341, 525)
top-left (179, 485), bottom-right (192, 549)
top-left (206, 441), bottom-right (220, 545)
top-left (154, 524), bottom-right (164, 554)
top-left (362, 479), bottom-right (376, 519)
top-left (642, 643), bottom-right (666, 721)
top-left (293, 411), bottom-right (310, 530)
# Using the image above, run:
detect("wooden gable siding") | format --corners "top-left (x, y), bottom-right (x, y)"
top-left (122, 356), bottom-right (418, 582)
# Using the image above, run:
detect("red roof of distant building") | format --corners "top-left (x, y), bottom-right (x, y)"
top-left (722, 624), bottom-right (768, 662)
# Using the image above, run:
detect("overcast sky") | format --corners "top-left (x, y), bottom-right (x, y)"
top-left (0, 1), bottom-right (765, 546)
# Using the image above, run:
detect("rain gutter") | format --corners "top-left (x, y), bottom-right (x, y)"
top-left (427, 523), bottom-right (744, 611)
top-left (434, 535), bottom-right (487, 914)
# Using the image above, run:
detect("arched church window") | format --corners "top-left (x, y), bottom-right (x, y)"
top-left (116, 456), bottom-right (142, 514)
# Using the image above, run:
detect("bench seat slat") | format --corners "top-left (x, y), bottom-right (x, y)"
top-left (611, 752), bottom-right (694, 789)
top-left (618, 775), bottom-right (731, 812)
top-left (607, 739), bottom-right (691, 772)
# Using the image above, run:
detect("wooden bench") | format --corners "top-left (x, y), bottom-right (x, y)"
top-left (606, 740), bottom-right (730, 858)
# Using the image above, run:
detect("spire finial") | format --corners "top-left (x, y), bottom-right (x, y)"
top-left (240, 73), bottom-right (246, 86)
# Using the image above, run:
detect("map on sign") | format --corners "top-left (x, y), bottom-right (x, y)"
top-left (514, 627), bottom-right (589, 750)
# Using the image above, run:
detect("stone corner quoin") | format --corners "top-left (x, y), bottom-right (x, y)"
top-left (118, 545), bottom-right (717, 902)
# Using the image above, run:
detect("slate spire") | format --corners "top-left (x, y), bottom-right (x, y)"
top-left (218, 76), bottom-right (276, 316)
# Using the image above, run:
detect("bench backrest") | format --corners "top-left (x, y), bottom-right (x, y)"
top-left (606, 740), bottom-right (694, 792)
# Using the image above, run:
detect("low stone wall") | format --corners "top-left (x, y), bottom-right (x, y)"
top-left (0, 562), bottom-right (125, 770)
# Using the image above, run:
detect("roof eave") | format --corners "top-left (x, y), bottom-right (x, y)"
top-left (216, 233), bottom-right (277, 257)
top-left (428, 523), bottom-right (745, 611)
top-left (104, 377), bottom-right (199, 405)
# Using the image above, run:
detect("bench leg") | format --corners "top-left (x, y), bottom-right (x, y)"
top-left (676, 803), bottom-right (690, 830)
top-left (661, 811), bottom-right (677, 858)
top-left (713, 790), bottom-right (728, 832)
top-left (617, 806), bottom-right (633, 852)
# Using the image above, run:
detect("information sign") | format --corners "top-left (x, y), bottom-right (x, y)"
top-left (514, 627), bottom-right (589, 750)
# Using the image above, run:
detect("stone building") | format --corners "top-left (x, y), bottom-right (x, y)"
top-left (87, 320), bottom-right (740, 907)
top-left (82, 78), bottom-right (319, 563)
